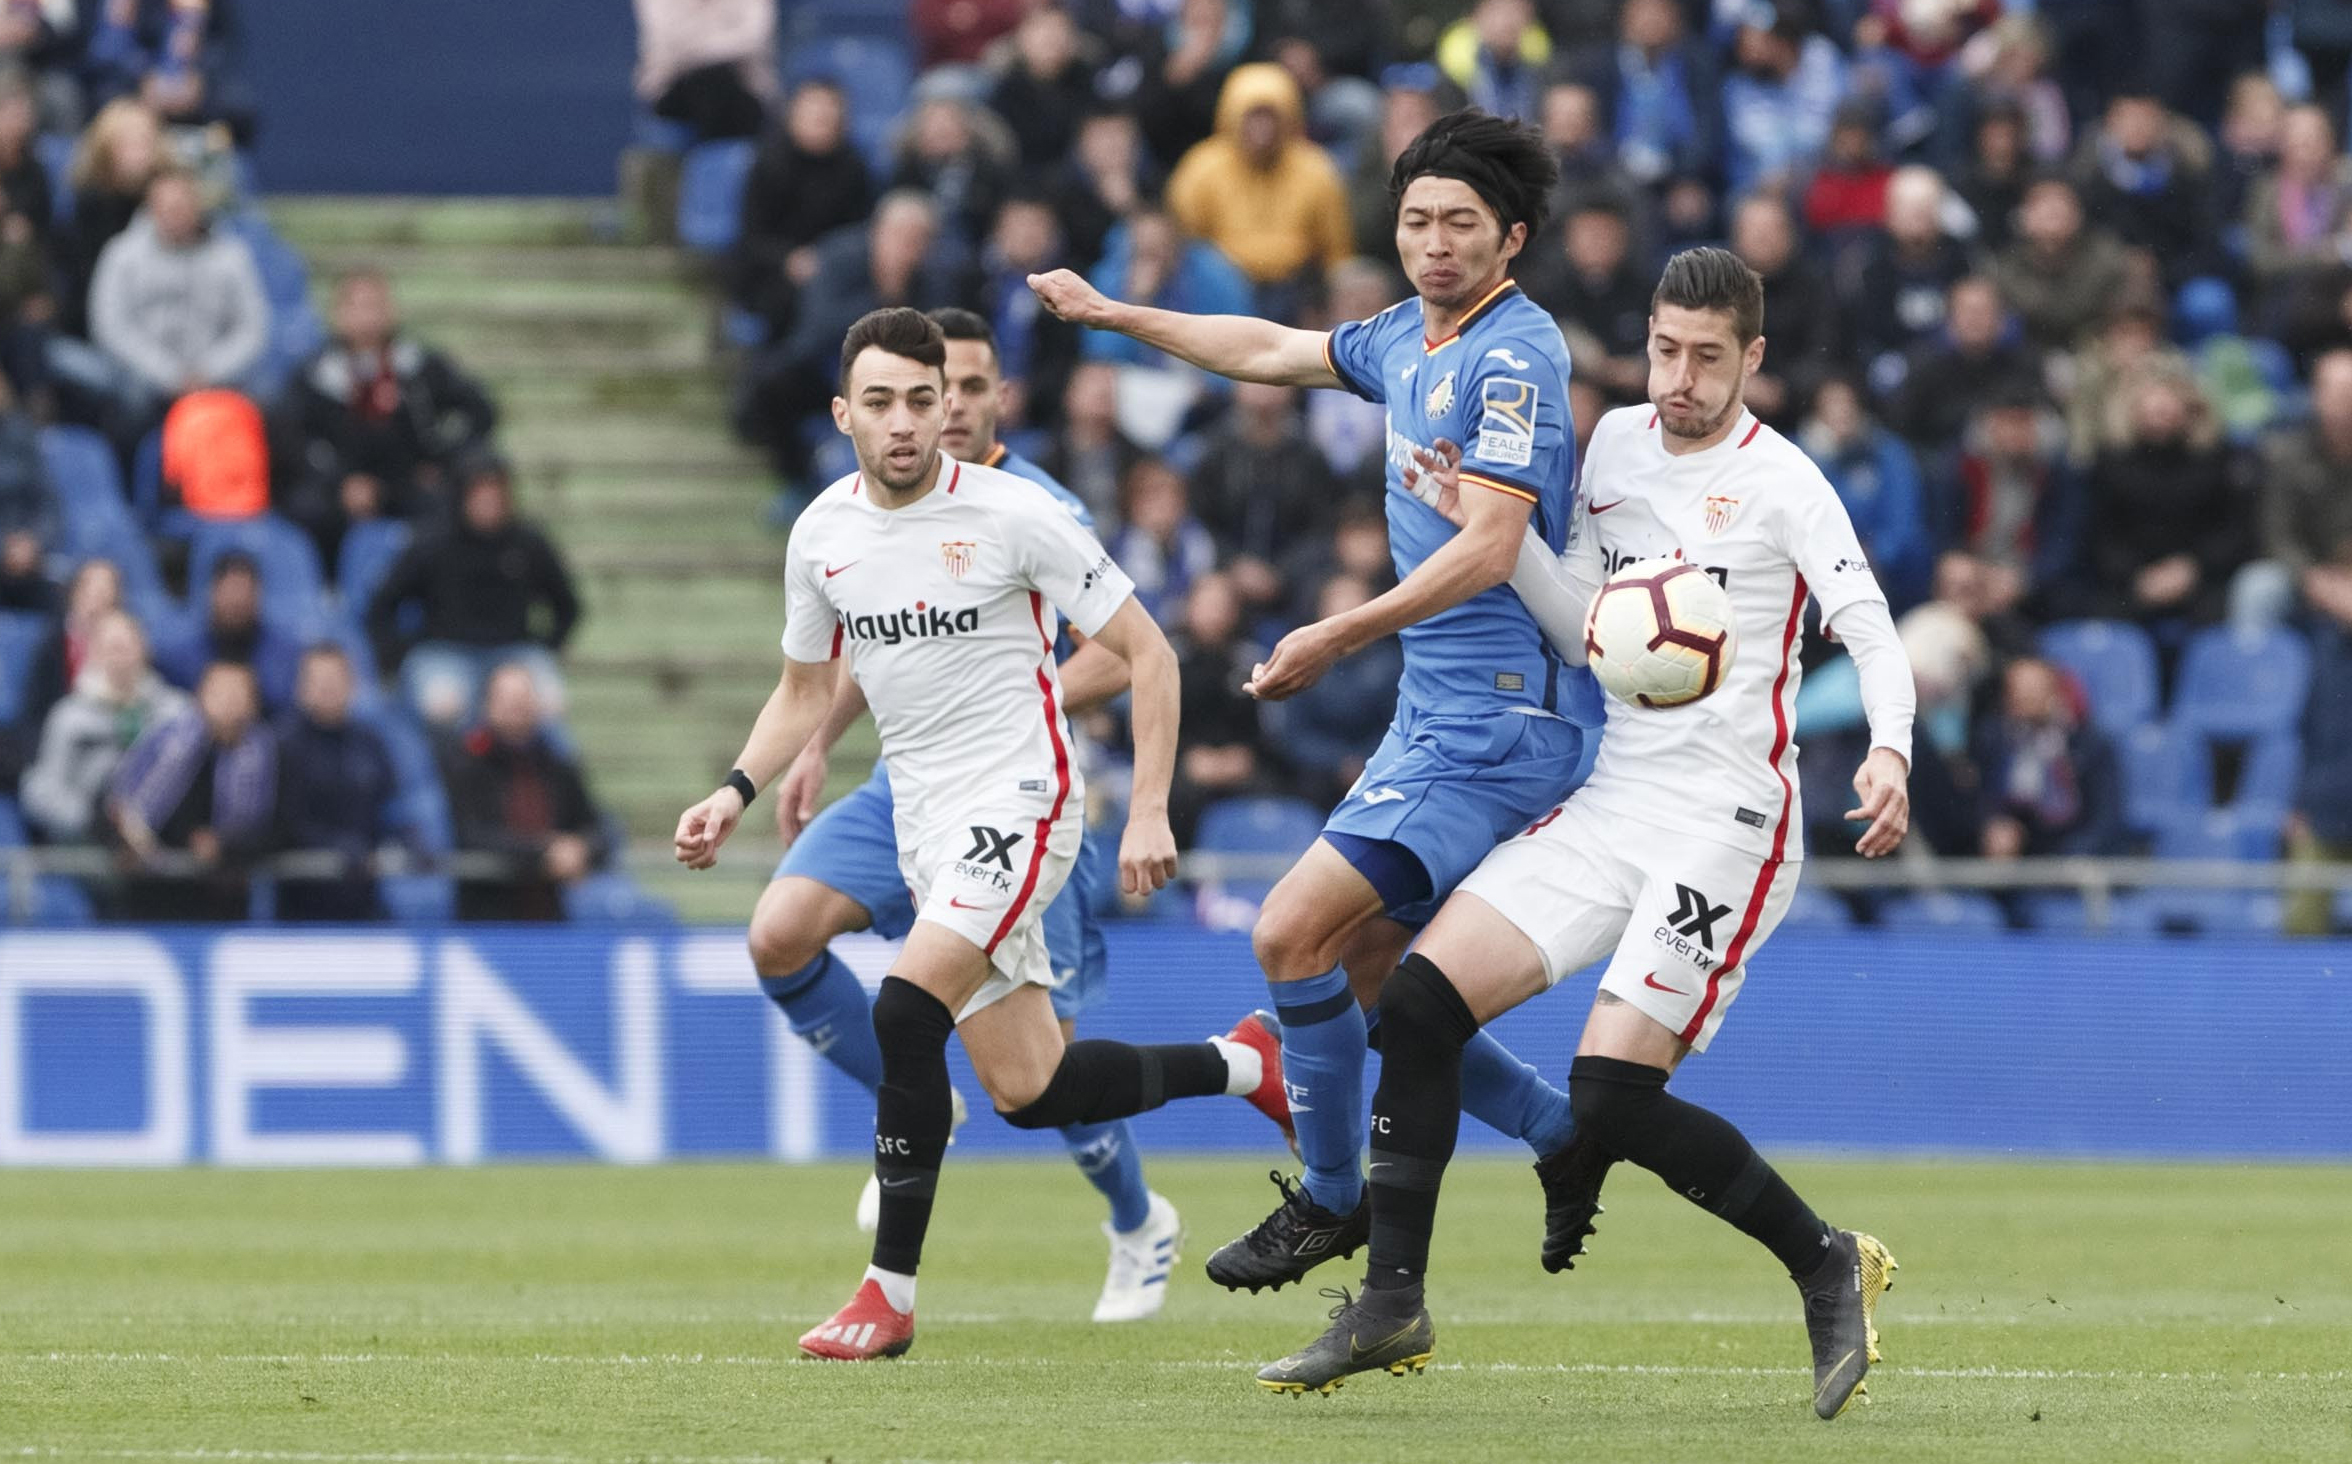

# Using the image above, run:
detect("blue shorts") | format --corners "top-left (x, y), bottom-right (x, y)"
top-left (773, 763), bottom-right (1108, 1021)
top-left (1321, 703), bottom-right (1599, 927)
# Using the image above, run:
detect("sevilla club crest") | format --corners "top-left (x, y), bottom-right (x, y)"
top-left (1702, 495), bottom-right (1740, 535)
top-left (940, 540), bottom-right (977, 578)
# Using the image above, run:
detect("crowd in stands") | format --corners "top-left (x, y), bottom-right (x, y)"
top-left (648, 0), bottom-right (2352, 933)
top-left (0, 2), bottom-right (620, 924)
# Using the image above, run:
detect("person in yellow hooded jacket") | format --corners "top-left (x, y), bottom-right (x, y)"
top-left (1165, 63), bottom-right (1351, 292)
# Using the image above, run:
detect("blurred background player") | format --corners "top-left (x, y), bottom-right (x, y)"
top-left (747, 306), bottom-right (1186, 1323)
top-left (1260, 249), bottom-right (1912, 1417)
top-left (1030, 109), bottom-right (1605, 1293)
top-left (672, 308), bottom-right (1287, 1361)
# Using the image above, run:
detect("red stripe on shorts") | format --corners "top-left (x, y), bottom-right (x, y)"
top-left (987, 591), bottom-right (1071, 954)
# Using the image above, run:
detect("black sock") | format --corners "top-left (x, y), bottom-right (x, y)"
top-left (1363, 955), bottom-right (1480, 1310)
top-left (1568, 1055), bottom-right (1833, 1276)
top-left (868, 976), bottom-right (958, 1276)
top-left (1000, 1039), bottom-right (1227, 1129)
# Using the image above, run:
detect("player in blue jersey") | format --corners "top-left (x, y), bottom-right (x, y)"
top-left (749, 308), bottom-right (1198, 1322)
top-left (1031, 111), bottom-right (1613, 1292)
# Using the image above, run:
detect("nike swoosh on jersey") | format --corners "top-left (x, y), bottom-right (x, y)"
top-left (1587, 499), bottom-right (1625, 515)
top-left (1642, 971), bottom-right (1688, 996)
top-left (823, 561), bottom-right (859, 578)
top-left (948, 897), bottom-right (988, 910)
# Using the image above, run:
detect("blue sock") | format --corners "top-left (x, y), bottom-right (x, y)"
top-left (759, 951), bottom-right (884, 1093)
top-left (1269, 967), bottom-right (1367, 1213)
top-left (1460, 1030), bottom-right (1577, 1157)
top-left (1061, 1119), bottom-right (1152, 1232)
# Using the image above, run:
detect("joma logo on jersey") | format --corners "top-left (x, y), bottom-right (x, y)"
top-left (1604, 547), bottom-right (1730, 590)
top-left (839, 602), bottom-right (981, 646)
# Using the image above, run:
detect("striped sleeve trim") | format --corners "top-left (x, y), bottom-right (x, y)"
top-left (1321, 331), bottom-right (1377, 401)
top-left (1457, 469), bottom-right (1541, 504)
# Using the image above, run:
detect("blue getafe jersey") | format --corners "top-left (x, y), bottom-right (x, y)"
top-left (990, 443), bottom-right (1094, 531)
top-left (1324, 281), bottom-right (1604, 728)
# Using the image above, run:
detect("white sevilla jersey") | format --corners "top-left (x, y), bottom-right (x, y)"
top-left (782, 457), bottom-right (1136, 844)
top-left (1565, 405), bottom-right (1888, 862)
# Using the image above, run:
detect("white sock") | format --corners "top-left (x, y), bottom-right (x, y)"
top-left (1208, 1035), bottom-right (1262, 1097)
top-left (863, 1264), bottom-right (916, 1313)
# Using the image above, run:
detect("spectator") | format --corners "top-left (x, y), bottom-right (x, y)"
top-left (1522, 190), bottom-right (1649, 405)
top-left (988, 4), bottom-right (1101, 171)
top-left (106, 658), bottom-right (276, 921)
top-left (1108, 455), bottom-right (1217, 624)
top-left (1268, 571), bottom-right (1399, 805)
top-left (2254, 349), bottom-right (2352, 634)
top-left (1951, 97), bottom-right (2031, 252)
top-left (1257, 0), bottom-right (1390, 82)
top-left (1846, 164), bottom-right (1971, 384)
top-left (0, 70), bottom-right (51, 250)
top-left (1720, 1), bottom-right (1847, 198)
top-left (2213, 69), bottom-right (2286, 233)
top-left (1188, 380), bottom-right (1337, 608)
top-left (1988, 172), bottom-right (2130, 351)
top-left (366, 453), bottom-right (580, 727)
top-left (1346, 68), bottom-right (1446, 256)
top-left (153, 549), bottom-right (298, 710)
top-left (1565, 0), bottom-right (1717, 191)
top-left (1728, 191), bottom-right (1837, 425)
top-left (20, 605), bottom-right (182, 842)
top-left (284, 268), bottom-right (498, 565)
top-left (1034, 359), bottom-right (1144, 526)
top-left (1165, 62), bottom-right (1351, 297)
top-left (0, 5), bottom-right (78, 130)
top-left (1048, 106), bottom-right (1155, 269)
top-left (57, 95), bottom-right (163, 333)
top-left (272, 642), bottom-right (394, 922)
top-left (10, 557), bottom-right (122, 743)
top-left (1169, 569), bottom-right (1273, 842)
top-left (2287, 621), bottom-right (2352, 936)
top-left (1798, 376), bottom-right (1933, 611)
top-left (445, 660), bottom-right (609, 922)
top-left (1434, 0), bottom-right (1548, 123)
top-left (1974, 654), bottom-right (2125, 859)
top-left (1302, 256), bottom-right (1397, 484)
top-left (729, 79), bottom-right (874, 338)
top-left (1801, 99), bottom-right (1892, 235)
top-left (910, 0), bottom-right (1025, 68)
top-left (2059, 288), bottom-right (2187, 466)
top-left (1952, 13), bottom-right (2071, 165)
top-left (2244, 105), bottom-right (2352, 316)
top-left (887, 94), bottom-right (1015, 246)
top-left (974, 194), bottom-right (1076, 423)
top-left (1264, 34), bottom-right (1384, 162)
top-left (86, 165), bottom-right (268, 416)
top-left (80, 0), bottom-right (254, 140)
top-left (1884, 273), bottom-right (2036, 452)
top-left (1275, 493), bottom-right (1395, 621)
top-left (2085, 362), bottom-right (2250, 629)
top-left (0, 369), bottom-right (52, 550)
top-left (1539, 78), bottom-right (1633, 201)
top-left (2068, 86), bottom-right (2217, 286)
top-left (1943, 379), bottom-right (2090, 622)
top-left (0, 520), bottom-right (46, 614)
top-left (1080, 207), bottom-right (1251, 444)
top-left (630, 0), bottom-right (774, 142)
top-left (1130, 0), bottom-right (1244, 170)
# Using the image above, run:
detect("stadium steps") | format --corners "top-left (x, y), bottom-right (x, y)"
top-left (269, 197), bottom-right (866, 918)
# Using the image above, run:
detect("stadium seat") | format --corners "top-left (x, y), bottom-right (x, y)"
top-left (34, 131), bottom-right (72, 228)
top-left (2154, 806), bottom-right (2284, 862)
top-left (1872, 890), bottom-right (2008, 932)
top-left (2120, 722), bottom-right (2204, 836)
top-left (2228, 731), bottom-right (2302, 818)
top-left (187, 514), bottom-right (327, 625)
top-left (337, 519), bottom-right (413, 617)
top-left (1193, 795), bottom-right (1326, 904)
top-left (0, 611), bottom-right (48, 726)
top-left (677, 139), bottom-right (756, 256)
top-left (631, 109), bottom-right (698, 153)
top-left (2017, 891), bottom-right (2091, 932)
top-left (2173, 624), bottom-right (2312, 739)
top-left (37, 426), bottom-right (171, 615)
top-left (1777, 883), bottom-right (1854, 929)
top-left (220, 211), bottom-right (328, 395)
top-left (563, 872), bottom-right (680, 923)
top-left (2037, 620), bottom-right (2159, 739)
top-left (0, 793), bottom-right (24, 846)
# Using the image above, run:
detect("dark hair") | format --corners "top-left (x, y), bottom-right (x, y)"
top-left (1652, 246), bottom-right (1765, 344)
top-left (300, 640), bottom-right (352, 667)
top-left (1388, 108), bottom-right (1557, 241)
top-left (926, 306), bottom-right (995, 348)
top-left (838, 306), bottom-right (946, 392)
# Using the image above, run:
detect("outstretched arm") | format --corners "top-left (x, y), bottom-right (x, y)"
top-left (1029, 269), bottom-right (1340, 388)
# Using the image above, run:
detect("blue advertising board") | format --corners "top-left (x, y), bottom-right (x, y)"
top-left (1, 926), bottom-right (2346, 1165)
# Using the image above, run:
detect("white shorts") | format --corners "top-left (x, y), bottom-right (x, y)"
top-left (1453, 795), bottom-right (1798, 1052)
top-left (899, 799), bottom-right (1082, 1022)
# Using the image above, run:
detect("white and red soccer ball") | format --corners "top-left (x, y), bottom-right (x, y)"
top-left (1582, 557), bottom-right (1737, 708)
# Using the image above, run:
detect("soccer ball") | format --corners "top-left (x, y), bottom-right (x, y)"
top-left (1582, 557), bottom-right (1738, 708)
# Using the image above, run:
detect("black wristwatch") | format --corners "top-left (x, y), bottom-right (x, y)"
top-left (724, 769), bottom-right (758, 807)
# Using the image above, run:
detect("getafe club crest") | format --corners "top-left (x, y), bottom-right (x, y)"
top-left (1702, 495), bottom-right (1740, 534)
top-left (1424, 370), bottom-right (1456, 417)
top-left (940, 540), bottom-right (977, 578)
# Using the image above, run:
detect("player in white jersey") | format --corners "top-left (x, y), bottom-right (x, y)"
top-left (673, 308), bottom-right (1289, 1363)
top-left (1258, 250), bottom-right (1913, 1420)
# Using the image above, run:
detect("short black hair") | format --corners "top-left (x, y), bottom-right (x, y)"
top-left (1652, 246), bottom-right (1766, 344)
top-left (926, 307), bottom-right (995, 348)
top-left (1388, 108), bottom-right (1557, 242)
top-left (839, 307), bottom-right (946, 392)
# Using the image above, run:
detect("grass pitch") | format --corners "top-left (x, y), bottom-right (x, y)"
top-left (5, 1157), bottom-right (2348, 1463)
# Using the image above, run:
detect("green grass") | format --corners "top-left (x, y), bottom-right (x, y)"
top-left (5, 1159), bottom-right (2348, 1462)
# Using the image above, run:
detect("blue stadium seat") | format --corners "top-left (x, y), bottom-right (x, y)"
top-left (2116, 887), bottom-right (2285, 937)
top-left (220, 210), bottom-right (327, 394)
top-left (36, 426), bottom-right (171, 616)
top-left (2154, 806), bottom-right (2284, 862)
top-left (631, 109), bottom-right (697, 153)
top-left (363, 704), bottom-right (458, 923)
top-left (564, 873), bottom-right (680, 923)
top-left (0, 793), bottom-right (25, 845)
top-left (337, 518), bottom-right (413, 618)
top-left (2230, 731), bottom-right (2301, 818)
top-left (34, 131), bottom-right (72, 228)
top-left (2120, 722), bottom-right (2204, 836)
top-left (187, 514), bottom-right (327, 625)
top-left (2018, 891), bottom-right (2091, 932)
top-left (0, 611), bottom-right (48, 726)
top-left (1194, 795), bottom-right (1326, 904)
top-left (2038, 620), bottom-right (2159, 739)
top-left (2173, 625), bottom-right (2312, 739)
top-left (1873, 890), bottom-right (2008, 932)
top-left (677, 139), bottom-right (756, 256)
top-left (1778, 883), bottom-right (1854, 929)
